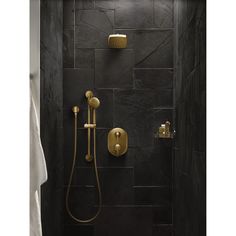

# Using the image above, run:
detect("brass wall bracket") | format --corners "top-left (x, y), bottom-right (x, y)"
top-left (157, 121), bottom-right (174, 139)
top-left (108, 128), bottom-right (128, 157)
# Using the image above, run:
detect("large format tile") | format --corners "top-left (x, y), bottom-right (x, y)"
top-left (114, 89), bottom-right (156, 147)
top-left (115, 0), bottom-right (153, 28)
top-left (154, 0), bottom-right (174, 28)
top-left (95, 206), bottom-right (152, 236)
top-left (94, 89), bottom-right (113, 127)
top-left (134, 30), bottom-right (173, 68)
top-left (95, 0), bottom-right (115, 9)
top-left (63, 0), bottom-right (75, 26)
top-left (153, 206), bottom-right (172, 224)
top-left (64, 225), bottom-right (94, 236)
top-left (134, 145), bottom-right (172, 186)
top-left (63, 27), bottom-right (74, 68)
top-left (134, 69), bottom-right (173, 90)
top-left (75, 48), bottom-right (94, 68)
top-left (134, 186), bottom-right (172, 206)
top-left (95, 50), bottom-right (134, 88)
top-left (64, 186), bottom-right (97, 224)
top-left (152, 225), bottom-right (173, 236)
top-left (75, 0), bottom-right (95, 9)
top-left (99, 168), bottom-right (134, 205)
top-left (75, 9), bottom-right (114, 48)
top-left (63, 68), bottom-right (94, 109)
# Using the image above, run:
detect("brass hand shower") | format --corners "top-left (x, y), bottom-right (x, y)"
top-left (66, 91), bottom-right (102, 223)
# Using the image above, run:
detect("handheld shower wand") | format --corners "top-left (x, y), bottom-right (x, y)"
top-left (66, 91), bottom-right (102, 223)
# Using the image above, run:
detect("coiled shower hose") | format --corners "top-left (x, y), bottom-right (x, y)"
top-left (65, 111), bottom-right (102, 223)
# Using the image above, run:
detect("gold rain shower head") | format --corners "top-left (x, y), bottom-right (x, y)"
top-left (108, 34), bottom-right (127, 49)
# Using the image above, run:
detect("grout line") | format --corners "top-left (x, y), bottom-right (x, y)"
top-left (133, 68), bottom-right (174, 70)
top-left (133, 185), bottom-right (171, 188)
top-left (73, 0), bottom-right (76, 68)
top-left (153, 107), bottom-right (174, 110)
top-left (113, 28), bottom-right (175, 31)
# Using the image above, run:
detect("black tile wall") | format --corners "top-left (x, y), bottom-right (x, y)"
top-left (154, 0), bottom-right (174, 28)
top-left (174, 0), bottom-right (206, 236)
top-left (40, 1), bottom-right (63, 236)
top-left (134, 30), bottom-right (173, 68)
top-left (115, 0), bottom-right (154, 28)
top-left (41, 1), bottom-right (206, 235)
top-left (95, 206), bottom-right (153, 236)
top-left (153, 225), bottom-right (173, 236)
top-left (64, 224), bottom-right (94, 236)
top-left (134, 69), bottom-right (174, 89)
top-left (62, 0), bottom-right (175, 235)
top-left (95, 49), bottom-right (134, 88)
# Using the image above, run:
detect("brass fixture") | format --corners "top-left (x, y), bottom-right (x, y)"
top-left (108, 128), bottom-right (128, 157)
top-left (72, 105), bottom-right (80, 114)
top-left (84, 91), bottom-right (100, 162)
top-left (108, 34), bottom-right (127, 49)
top-left (157, 121), bottom-right (174, 139)
top-left (66, 101), bottom-right (102, 223)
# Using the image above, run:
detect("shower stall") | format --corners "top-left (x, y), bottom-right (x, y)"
top-left (39, 0), bottom-right (206, 236)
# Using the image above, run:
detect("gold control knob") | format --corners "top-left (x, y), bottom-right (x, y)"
top-left (114, 144), bottom-right (121, 155)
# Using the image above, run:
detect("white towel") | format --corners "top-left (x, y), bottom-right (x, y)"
top-left (30, 92), bottom-right (47, 236)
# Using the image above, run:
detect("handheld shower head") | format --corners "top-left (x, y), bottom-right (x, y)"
top-left (88, 97), bottom-right (100, 109)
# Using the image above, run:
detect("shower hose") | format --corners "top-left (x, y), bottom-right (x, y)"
top-left (65, 111), bottom-right (102, 223)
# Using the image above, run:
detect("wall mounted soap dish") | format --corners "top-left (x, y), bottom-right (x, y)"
top-left (155, 121), bottom-right (175, 139)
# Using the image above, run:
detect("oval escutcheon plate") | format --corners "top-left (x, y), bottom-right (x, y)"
top-left (107, 128), bottom-right (128, 157)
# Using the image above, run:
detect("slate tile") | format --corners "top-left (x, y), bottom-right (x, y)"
top-left (64, 0), bottom-right (75, 26)
top-left (75, 9), bottom-right (114, 48)
top-left (64, 225), bottom-right (94, 236)
top-left (152, 206), bottom-right (172, 224)
top-left (75, 48), bottom-right (94, 68)
top-left (63, 68), bottom-right (94, 109)
top-left (134, 30), bottom-right (173, 68)
top-left (134, 69), bottom-right (173, 89)
top-left (94, 89), bottom-right (113, 128)
top-left (75, 0), bottom-right (95, 9)
top-left (154, 0), bottom-right (174, 28)
top-left (99, 168), bottom-right (134, 205)
top-left (95, 206), bottom-right (152, 236)
top-left (152, 225), bottom-right (173, 236)
top-left (64, 186), bottom-right (97, 224)
top-left (63, 28), bottom-right (74, 68)
top-left (134, 186), bottom-right (172, 206)
top-left (95, 49), bottom-right (134, 88)
top-left (115, 0), bottom-right (154, 28)
top-left (134, 145), bottom-right (172, 186)
top-left (95, 0), bottom-right (115, 9)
